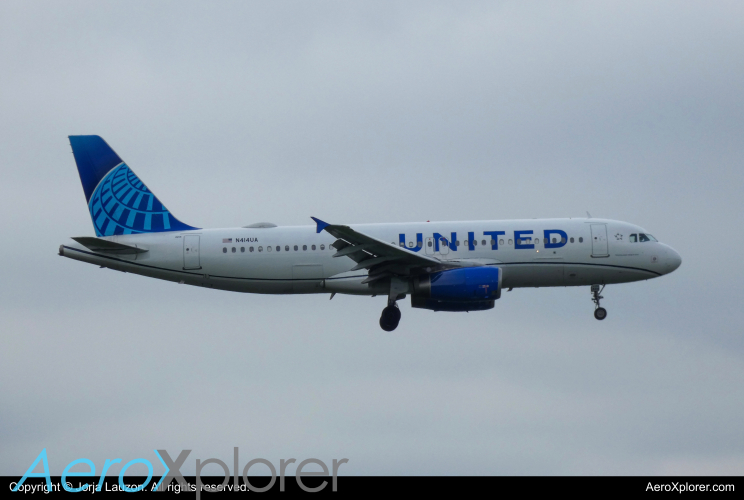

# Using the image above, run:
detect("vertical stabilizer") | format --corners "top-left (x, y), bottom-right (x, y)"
top-left (69, 135), bottom-right (198, 236)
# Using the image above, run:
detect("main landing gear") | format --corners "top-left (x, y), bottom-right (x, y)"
top-left (379, 277), bottom-right (407, 331)
top-left (380, 303), bottom-right (401, 331)
top-left (591, 284), bottom-right (607, 320)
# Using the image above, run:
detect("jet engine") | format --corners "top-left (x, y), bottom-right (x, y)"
top-left (411, 267), bottom-right (501, 312)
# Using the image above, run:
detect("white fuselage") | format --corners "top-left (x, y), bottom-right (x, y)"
top-left (60, 218), bottom-right (681, 296)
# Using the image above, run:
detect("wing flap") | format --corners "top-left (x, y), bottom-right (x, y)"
top-left (333, 243), bottom-right (376, 258)
top-left (349, 255), bottom-right (398, 271)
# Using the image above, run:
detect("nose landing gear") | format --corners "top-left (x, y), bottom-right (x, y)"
top-left (591, 284), bottom-right (607, 320)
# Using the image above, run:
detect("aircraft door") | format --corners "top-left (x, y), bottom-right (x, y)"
top-left (424, 237), bottom-right (434, 255)
top-left (183, 235), bottom-right (201, 269)
top-left (590, 224), bottom-right (609, 257)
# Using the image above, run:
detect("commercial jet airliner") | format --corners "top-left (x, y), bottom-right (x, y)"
top-left (59, 136), bottom-right (682, 331)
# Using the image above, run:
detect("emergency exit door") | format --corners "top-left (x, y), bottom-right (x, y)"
top-left (424, 237), bottom-right (434, 255)
top-left (438, 236), bottom-right (450, 255)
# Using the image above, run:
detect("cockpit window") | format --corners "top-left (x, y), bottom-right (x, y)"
top-left (629, 234), bottom-right (637, 243)
top-left (638, 233), bottom-right (658, 242)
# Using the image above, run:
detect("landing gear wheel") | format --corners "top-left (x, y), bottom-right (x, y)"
top-left (379, 305), bottom-right (401, 331)
top-left (590, 284), bottom-right (607, 321)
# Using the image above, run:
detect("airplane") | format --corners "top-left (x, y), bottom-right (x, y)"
top-left (59, 136), bottom-right (682, 331)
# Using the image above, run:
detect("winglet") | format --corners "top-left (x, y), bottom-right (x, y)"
top-left (311, 217), bottom-right (330, 233)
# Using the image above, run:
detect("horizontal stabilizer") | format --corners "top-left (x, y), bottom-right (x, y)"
top-left (71, 236), bottom-right (147, 254)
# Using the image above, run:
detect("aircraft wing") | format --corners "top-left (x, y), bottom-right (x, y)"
top-left (312, 217), bottom-right (453, 284)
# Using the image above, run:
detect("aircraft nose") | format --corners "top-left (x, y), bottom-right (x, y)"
top-left (666, 247), bottom-right (682, 273)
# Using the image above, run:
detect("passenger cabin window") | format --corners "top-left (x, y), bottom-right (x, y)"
top-left (285, 245), bottom-right (289, 251)
top-left (241, 247), bottom-right (245, 253)
top-left (630, 234), bottom-right (637, 243)
top-left (303, 245), bottom-right (307, 251)
top-left (320, 244), bottom-right (325, 250)
top-left (294, 245), bottom-right (298, 251)
top-left (258, 246), bottom-right (263, 252)
top-left (579, 237), bottom-right (583, 243)
top-left (570, 237), bottom-right (574, 243)
top-left (223, 247), bottom-right (227, 253)
top-left (427, 240), bottom-right (432, 247)
top-left (250, 247), bottom-right (254, 252)
top-left (483, 240), bottom-right (487, 246)
top-left (232, 247), bottom-right (236, 253)
top-left (312, 245), bottom-right (316, 250)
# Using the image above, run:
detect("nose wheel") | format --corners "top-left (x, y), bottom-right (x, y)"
top-left (591, 284), bottom-right (607, 321)
top-left (380, 303), bottom-right (401, 331)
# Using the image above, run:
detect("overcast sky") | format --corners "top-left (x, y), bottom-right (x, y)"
top-left (1, 0), bottom-right (743, 476)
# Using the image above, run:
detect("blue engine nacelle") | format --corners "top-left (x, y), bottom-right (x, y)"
top-left (411, 267), bottom-right (501, 312)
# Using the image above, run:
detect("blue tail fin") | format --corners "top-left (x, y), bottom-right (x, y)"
top-left (69, 135), bottom-right (198, 236)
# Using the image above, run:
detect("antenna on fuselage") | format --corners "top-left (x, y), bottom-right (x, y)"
top-left (586, 211), bottom-right (592, 218)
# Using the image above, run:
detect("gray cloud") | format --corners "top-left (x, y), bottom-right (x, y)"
top-left (1, 0), bottom-right (743, 476)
